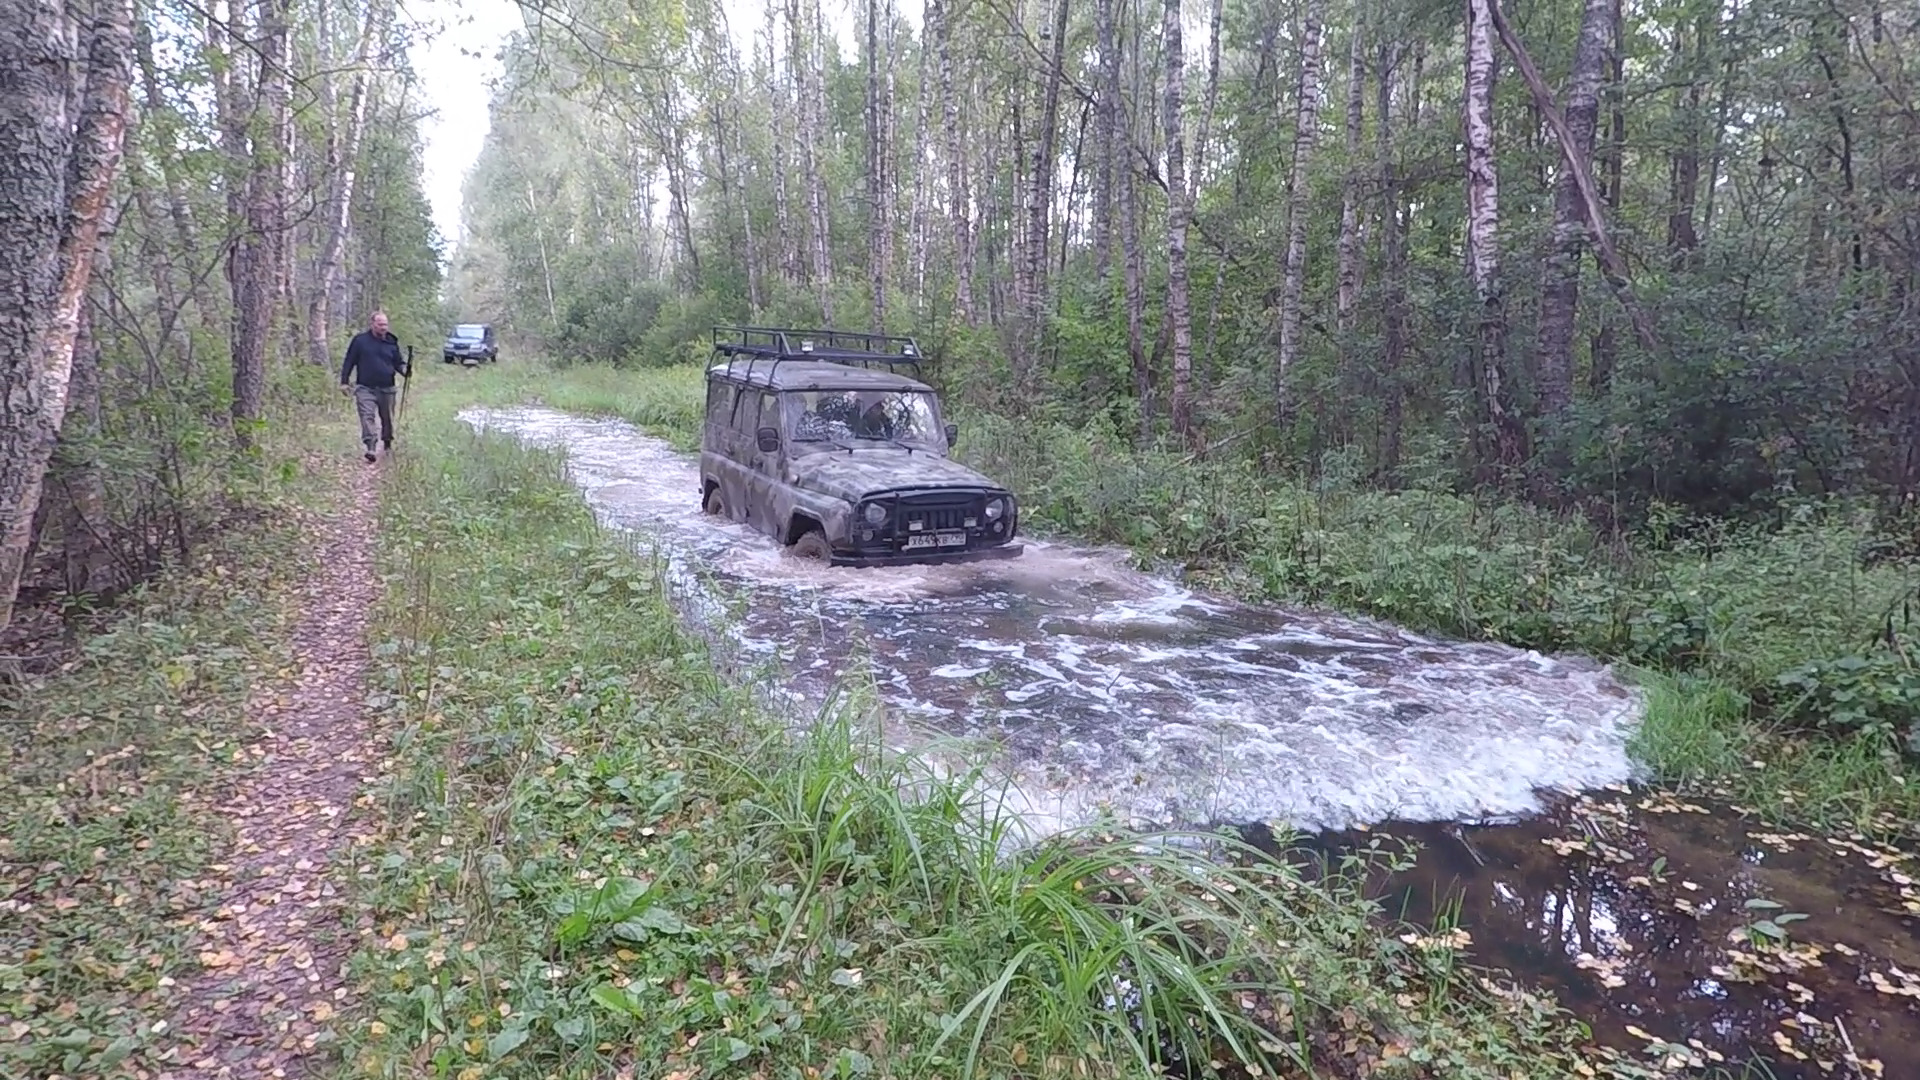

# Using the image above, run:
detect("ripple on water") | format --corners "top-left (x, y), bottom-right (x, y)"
top-left (461, 405), bottom-right (1644, 837)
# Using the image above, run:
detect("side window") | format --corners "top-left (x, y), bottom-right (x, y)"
top-left (731, 387), bottom-right (759, 432)
top-left (758, 393), bottom-right (778, 431)
top-left (705, 380), bottom-right (733, 423)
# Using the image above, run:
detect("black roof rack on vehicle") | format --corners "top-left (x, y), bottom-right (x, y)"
top-left (708, 325), bottom-right (924, 385)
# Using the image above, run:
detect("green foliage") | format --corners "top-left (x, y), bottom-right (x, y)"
top-left (344, 396), bottom-right (1606, 1078)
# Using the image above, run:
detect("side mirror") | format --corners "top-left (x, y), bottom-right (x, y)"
top-left (944, 423), bottom-right (959, 447)
top-left (756, 426), bottom-right (781, 453)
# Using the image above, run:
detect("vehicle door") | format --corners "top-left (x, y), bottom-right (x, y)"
top-left (720, 386), bottom-right (762, 529)
top-left (742, 390), bottom-right (783, 531)
top-left (703, 379), bottom-right (741, 512)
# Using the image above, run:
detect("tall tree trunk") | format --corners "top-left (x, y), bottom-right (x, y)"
top-left (938, 0), bottom-right (973, 322)
top-left (1487, 0), bottom-right (1660, 354)
top-left (866, 0), bottom-right (888, 330)
top-left (794, 0), bottom-right (833, 319)
top-left (1019, 0), bottom-right (1070, 374)
top-left (1121, 47), bottom-right (1148, 438)
top-left (1164, 0), bottom-right (1194, 441)
top-left (1534, 0), bottom-right (1611, 424)
top-left (231, 0), bottom-right (292, 450)
top-left (1336, 27), bottom-right (1366, 332)
top-left (908, 0), bottom-right (931, 315)
top-left (767, 0), bottom-right (795, 286)
top-left (1589, 0), bottom-right (1625, 399)
top-left (0, 0), bottom-right (134, 630)
top-left (1091, 0), bottom-right (1117, 286)
top-left (1665, 24), bottom-right (1704, 269)
top-left (307, 0), bottom-right (386, 367)
top-left (61, 207), bottom-right (119, 599)
top-left (1465, 0), bottom-right (1525, 472)
top-left (1377, 41), bottom-right (1408, 475)
top-left (1274, 0), bottom-right (1327, 422)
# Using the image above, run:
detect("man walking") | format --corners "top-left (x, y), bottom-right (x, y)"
top-left (338, 310), bottom-right (410, 462)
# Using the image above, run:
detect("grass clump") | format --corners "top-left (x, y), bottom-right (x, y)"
top-left (344, 396), bottom-right (1603, 1079)
top-left (0, 438), bottom-right (341, 1079)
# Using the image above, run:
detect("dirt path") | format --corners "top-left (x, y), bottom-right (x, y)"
top-left (157, 455), bottom-right (383, 1079)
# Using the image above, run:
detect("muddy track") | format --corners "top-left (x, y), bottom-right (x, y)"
top-left (156, 454), bottom-right (383, 1079)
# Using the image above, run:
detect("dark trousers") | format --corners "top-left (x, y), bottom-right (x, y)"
top-left (354, 385), bottom-right (398, 449)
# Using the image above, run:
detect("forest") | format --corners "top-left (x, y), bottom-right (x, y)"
top-left (4, 0), bottom-right (1920, 1077)
top-left (454, 0), bottom-right (1920, 791)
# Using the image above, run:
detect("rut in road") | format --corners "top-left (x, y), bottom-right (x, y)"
top-left (157, 454), bottom-right (382, 1079)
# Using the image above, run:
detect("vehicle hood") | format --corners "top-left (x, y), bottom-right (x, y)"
top-left (788, 448), bottom-right (1005, 503)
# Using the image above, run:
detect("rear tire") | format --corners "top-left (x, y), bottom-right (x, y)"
top-left (791, 530), bottom-right (832, 561)
top-left (703, 487), bottom-right (724, 517)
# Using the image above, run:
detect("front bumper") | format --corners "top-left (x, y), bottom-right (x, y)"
top-left (828, 541), bottom-right (1024, 568)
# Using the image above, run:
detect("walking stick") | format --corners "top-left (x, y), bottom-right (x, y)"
top-left (397, 344), bottom-right (413, 430)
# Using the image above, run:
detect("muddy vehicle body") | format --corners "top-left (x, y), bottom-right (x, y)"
top-left (699, 326), bottom-right (1023, 566)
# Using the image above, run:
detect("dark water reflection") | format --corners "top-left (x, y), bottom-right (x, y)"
top-left (1264, 794), bottom-right (1920, 1078)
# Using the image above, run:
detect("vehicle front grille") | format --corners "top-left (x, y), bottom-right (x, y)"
top-left (903, 503), bottom-right (970, 532)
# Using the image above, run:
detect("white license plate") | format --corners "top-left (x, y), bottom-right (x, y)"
top-left (936, 531), bottom-right (967, 547)
top-left (905, 534), bottom-right (936, 549)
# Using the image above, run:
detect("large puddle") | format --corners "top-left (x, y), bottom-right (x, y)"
top-left (1280, 792), bottom-right (1920, 1078)
top-left (461, 406), bottom-right (1643, 838)
top-left (461, 406), bottom-right (1920, 1077)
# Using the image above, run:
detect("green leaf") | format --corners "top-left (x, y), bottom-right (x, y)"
top-left (590, 983), bottom-right (638, 1016)
top-left (727, 1037), bottom-right (752, 1061)
top-left (1775, 912), bottom-right (1809, 924)
top-left (553, 1016), bottom-right (588, 1042)
top-left (1743, 898), bottom-right (1783, 910)
top-left (488, 1026), bottom-right (530, 1059)
top-left (635, 905), bottom-right (688, 934)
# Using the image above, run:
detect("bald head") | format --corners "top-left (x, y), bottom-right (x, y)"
top-left (369, 311), bottom-right (390, 338)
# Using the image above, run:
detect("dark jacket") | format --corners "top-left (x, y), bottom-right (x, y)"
top-left (340, 330), bottom-right (410, 389)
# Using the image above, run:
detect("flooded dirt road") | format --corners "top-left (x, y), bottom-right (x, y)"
top-left (463, 406), bottom-right (1639, 837)
top-left (462, 406), bottom-right (1919, 1077)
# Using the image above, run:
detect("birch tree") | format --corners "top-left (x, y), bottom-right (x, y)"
top-left (1274, 0), bottom-right (1326, 419)
top-left (1464, 0), bottom-right (1526, 471)
top-left (0, 0), bottom-right (135, 631)
top-left (1163, 0), bottom-right (1196, 439)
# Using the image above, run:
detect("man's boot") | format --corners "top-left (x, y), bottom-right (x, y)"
top-left (364, 445), bottom-right (377, 463)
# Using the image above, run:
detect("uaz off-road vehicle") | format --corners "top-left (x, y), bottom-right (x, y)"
top-left (699, 326), bottom-right (1022, 566)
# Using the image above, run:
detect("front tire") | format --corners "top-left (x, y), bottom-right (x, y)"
top-left (791, 530), bottom-right (832, 561)
top-left (703, 487), bottom-right (724, 517)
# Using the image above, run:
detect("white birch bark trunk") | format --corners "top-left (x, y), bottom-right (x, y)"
top-left (1274, 0), bottom-right (1327, 418)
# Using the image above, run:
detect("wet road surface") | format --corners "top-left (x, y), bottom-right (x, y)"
top-left (462, 406), bottom-right (1641, 837)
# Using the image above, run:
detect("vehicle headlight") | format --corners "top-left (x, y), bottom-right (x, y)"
top-left (863, 502), bottom-right (887, 525)
top-left (983, 497), bottom-right (1005, 521)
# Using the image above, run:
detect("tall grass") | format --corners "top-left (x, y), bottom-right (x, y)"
top-left (345, 393), bottom-right (1601, 1078)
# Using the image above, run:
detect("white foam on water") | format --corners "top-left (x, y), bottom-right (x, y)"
top-left (460, 406), bottom-right (1644, 841)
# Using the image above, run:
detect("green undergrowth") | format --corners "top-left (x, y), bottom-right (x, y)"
top-left (342, 393), bottom-right (1614, 1079)
top-left (0, 418), bottom-right (355, 1078)
top-left (440, 356), bottom-right (1919, 838)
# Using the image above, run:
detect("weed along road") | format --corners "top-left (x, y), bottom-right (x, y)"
top-left (460, 404), bottom-right (1920, 1079)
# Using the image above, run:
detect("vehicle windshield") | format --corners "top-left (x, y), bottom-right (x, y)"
top-left (450, 324), bottom-right (486, 341)
top-left (785, 389), bottom-right (944, 448)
